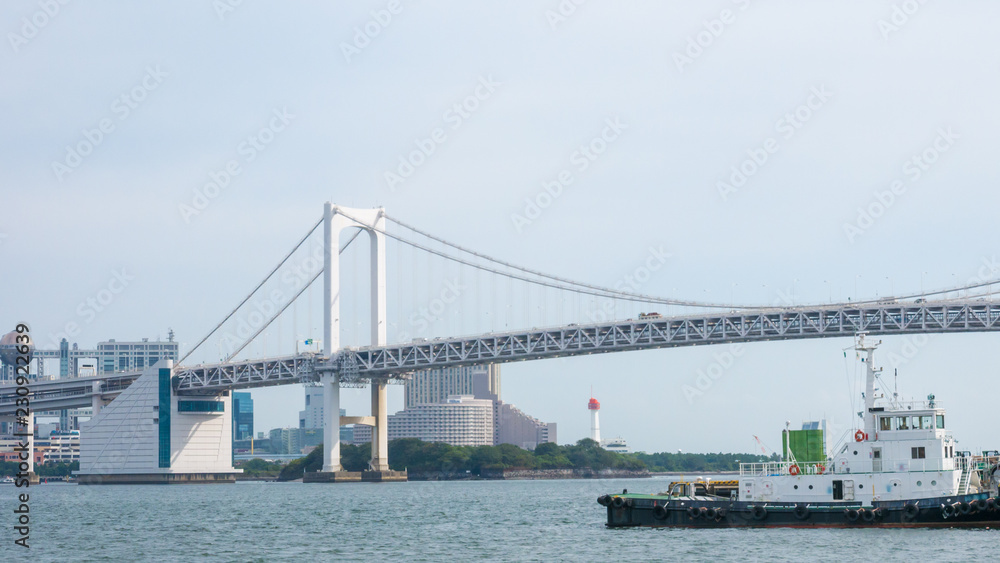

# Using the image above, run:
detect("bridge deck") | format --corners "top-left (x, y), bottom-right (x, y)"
top-left (3, 299), bottom-right (998, 412)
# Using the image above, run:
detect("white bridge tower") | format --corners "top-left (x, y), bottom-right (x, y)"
top-left (319, 203), bottom-right (402, 480)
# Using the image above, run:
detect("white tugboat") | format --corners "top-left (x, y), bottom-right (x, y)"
top-left (599, 335), bottom-right (1000, 527)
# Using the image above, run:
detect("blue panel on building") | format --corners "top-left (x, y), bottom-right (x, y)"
top-left (158, 368), bottom-right (171, 468)
top-left (178, 400), bottom-right (225, 413)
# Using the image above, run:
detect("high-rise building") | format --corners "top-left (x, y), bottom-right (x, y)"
top-left (350, 365), bottom-right (556, 450)
top-left (405, 365), bottom-right (500, 408)
top-left (299, 384), bottom-right (325, 428)
top-left (298, 386), bottom-right (356, 443)
top-left (268, 427), bottom-right (324, 455)
top-left (498, 403), bottom-right (557, 450)
top-left (352, 395), bottom-right (494, 447)
top-left (19, 332), bottom-right (179, 379)
top-left (232, 392), bottom-right (254, 441)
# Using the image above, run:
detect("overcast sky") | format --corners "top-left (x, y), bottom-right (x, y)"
top-left (3, 1), bottom-right (999, 455)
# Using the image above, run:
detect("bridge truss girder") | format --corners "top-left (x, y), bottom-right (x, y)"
top-left (343, 301), bottom-right (1000, 377)
top-left (4, 299), bottom-right (999, 414)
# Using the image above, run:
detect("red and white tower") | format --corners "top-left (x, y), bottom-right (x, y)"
top-left (588, 397), bottom-right (601, 443)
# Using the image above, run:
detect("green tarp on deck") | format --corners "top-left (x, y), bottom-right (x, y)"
top-left (782, 429), bottom-right (825, 464)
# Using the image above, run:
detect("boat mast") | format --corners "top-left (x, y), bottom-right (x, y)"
top-left (856, 333), bottom-right (880, 438)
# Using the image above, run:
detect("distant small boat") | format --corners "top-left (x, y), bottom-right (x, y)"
top-left (1, 476), bottom-right (14, 484)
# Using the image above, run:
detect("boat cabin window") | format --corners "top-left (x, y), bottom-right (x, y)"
top-left (879, 417), bottom-right (891, 431)
top-left (919, 415), bottom-right (932, 429)
top-left (936, 415), bottom-right (945, 429)
top-left (896, 416), bottom-right (910, 430)
top-left (911, 447), bottom-right (926, 459)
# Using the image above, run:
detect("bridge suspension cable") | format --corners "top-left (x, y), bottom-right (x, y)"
top-left (382, 212), bottom-right (752, 309)
top-left (178, 218), bottom-right (323, 364)
top-left (348, 210), bottom-right (743, 310)
top-left (381, 211), bottom-right (998, 312)
top-left (221, 228), bottom-right (365, 362)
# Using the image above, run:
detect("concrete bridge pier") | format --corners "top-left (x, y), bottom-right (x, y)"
top-left (371, 380), bottom-right (389, 472)
top-left (23, 410), bottom-right (39, 485)
top-left (91, 381), bottom-right (104, 416)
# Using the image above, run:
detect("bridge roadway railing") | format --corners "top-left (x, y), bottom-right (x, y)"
top-left (0, 372), bottom-right (142, 416)
top-left (340, 299), bottom-right (1000, 377)
top-left (172, 353), bottom-right (320, 394)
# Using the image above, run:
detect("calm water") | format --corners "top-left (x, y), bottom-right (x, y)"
top-left (3, 478), bottom-right (997, 562)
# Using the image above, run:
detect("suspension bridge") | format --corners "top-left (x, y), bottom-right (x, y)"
top-left (2, 203), bottom-right (998, 482)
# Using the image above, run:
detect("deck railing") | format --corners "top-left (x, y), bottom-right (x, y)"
top-left (740, 457), bottom-right (967, 477)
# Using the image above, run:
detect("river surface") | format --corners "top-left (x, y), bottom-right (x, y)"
top-left (3, 477), bottom-right (996, 562)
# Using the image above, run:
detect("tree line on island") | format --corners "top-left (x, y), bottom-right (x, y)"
top-left (0, 441), bottom-right (780, 479)
top-left (260, 439), bottom-right (778, 481)
top-left (0, 461), bottom-right (78, 477)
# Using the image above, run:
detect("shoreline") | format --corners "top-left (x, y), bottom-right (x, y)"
top-left (409, 468), bottom-right (650, 481)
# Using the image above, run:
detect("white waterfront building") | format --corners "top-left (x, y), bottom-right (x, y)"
top-left (76, 360), bottom-right (240, 483)
top-left (353, 395), bottom-right (495, 447)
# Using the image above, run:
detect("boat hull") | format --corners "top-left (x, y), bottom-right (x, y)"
top-left (601, 494), bottom-right (1000, 528)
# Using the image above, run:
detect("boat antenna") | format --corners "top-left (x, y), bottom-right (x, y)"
top-left (894, 368), bottom-right (899, 407)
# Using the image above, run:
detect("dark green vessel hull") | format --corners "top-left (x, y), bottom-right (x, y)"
top-left (600, 493), bottom-right (1000, 528)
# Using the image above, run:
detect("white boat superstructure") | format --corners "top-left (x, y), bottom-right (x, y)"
top-left (738, 335), bottom-right (999, 506)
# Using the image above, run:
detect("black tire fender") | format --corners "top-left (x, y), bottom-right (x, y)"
top-left (793, 504), bottom-right (810, 520)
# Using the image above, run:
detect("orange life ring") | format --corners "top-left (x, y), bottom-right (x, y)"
top-left (815, 464), bottom-right (826, 475)
top-left (789, 464), bottom-right (801, 476)
top-left (854, 430), bottom-right (866, 442)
